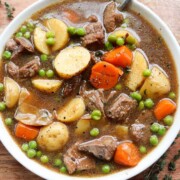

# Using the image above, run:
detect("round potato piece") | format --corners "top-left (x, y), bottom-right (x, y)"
top-left (4, 77), bottom-right (21, 108)
top-left (57, 97), bottom-right (85, 122)
top-left (37, 122), bottom-right (69, 152)
top-left (32, 79), bottom-right (63, 93)
top-left (54, 46), bottom-right (91, 79)
top-left (45, 18), bottom-right (69, 52)
top-left (75, 119), bottom-right (91, 135)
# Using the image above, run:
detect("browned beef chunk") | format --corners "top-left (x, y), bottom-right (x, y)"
top-left (6, 61), bottom-right (19, 77)
top-left (19, 57), bottom-right (40, 78)
top-left (62, 75), bottom-right (82, 97)
top-left (130, 110), bottom-right (154, 145)
top-left (105, 93), bottom-right (137, 122)
top-left (63, 142), bottom-right (96, 174)
top-left (88, 15), bottom-right (98, 22)
top-left (103, 2), bottom-right (124, 33)
top-left (82, 22), bottom-right (105, 50)
top-left (78, 136), bottom-right (118, 161)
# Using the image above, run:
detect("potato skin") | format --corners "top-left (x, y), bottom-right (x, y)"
top-left (37, 122), bottom-right (69, 152)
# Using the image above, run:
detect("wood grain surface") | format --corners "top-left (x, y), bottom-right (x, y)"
top-left (0, 0), bottom-right (180, 179)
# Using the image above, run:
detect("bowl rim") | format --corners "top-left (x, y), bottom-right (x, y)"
top-left (0, 0), bottom-right (180, 180)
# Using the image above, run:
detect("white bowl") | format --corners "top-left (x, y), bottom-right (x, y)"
top-left (0, 0), bottom-right (180, 179)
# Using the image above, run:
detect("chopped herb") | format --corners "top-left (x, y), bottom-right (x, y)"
top-left (4, 2), bottom-right (15, 19)
top-left (163, 175), bottom-right (172, 180)
top-left (168, 161), bottom-right (176, 171)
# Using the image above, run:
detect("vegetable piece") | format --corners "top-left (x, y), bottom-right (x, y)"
top-left (150, 123), bottom-right (160, 133)
top-left (18, 88), bottom-right (30, 105)
top-left (46, 70), bottom-right (54, 78)
top-left (144, 98), bottom-right (154, 109)
top-left (46, 37), bottom-right (56, 46)
top-left (139, 146), bottom-right (147, 154)
top-left (27, 149), bottom-right (36, 158)
top-left (5, 118), bottom-right (13, 126)
top-left (140, 66), bottom-right (171, 98)
top-left (46, 31), bottom-right (55, 38)
top-left (143, 69), bottom-right (151, 77)
top-left (115, 125), bottom-right (128, 139)
top-left (54, 46), bottom-right (91, 79)
top-left (102, 164), bottom-right (111, 173)
top-left (103, 46), bottom-right (133, 68)
top-left (3, 50), bottom-right (12, 60)
top-left (150, 135), bottom-right (159, 146)
top-left (21, 143), bottom-right (29, 152)
top-left (57, 97), bottom-right (85, 122)
top-left (32, 79), bottom-right (63, 93)
top-left (125, 50), bottom-right (148, 91)
top-left (44, 18), bottom-right (69, 52)
top-left (91, 110), bottom-right (102, 121)
top-left (138, 101), bottom-right (145, 110)
top-left (20, 25), bottom-right (27, 33)
top-left (28, 141), bottom-right (37, 149)
top-left (90, 128), bottom-right (100, 137)
top-left (0, 83), bottom-right (4, 92)
top-left (67, 27), bottom-right (76, 35)
top-left (157, 125), bottom-right (166, 136)
top-left (75, 27), bottom-right (86, 36)
top-left (4, 77), bottom-right (21, 108)
top-left (40, 155), bottom-right (49, 163)
top-left (24, 32), bottom-right (31, 39)
top-left (105, 41), bottom-right (113, 51)
top-left (75, 119), bottom-right (91, 135)
top-left (40, 54), bottom-right (48, 62)
top-left (54, 159), bottom-right (62, 167)
top-left (36, 151), bottom-right (42, 158)
top-left (114, 142), bottom-right (140, 167)
top-left (115, 83), bottom-right (122, 91)
top-left (0, 102), bottom-right (6, 111)
top-left (90, 61), bottom-right (123, 90)
top-left (116, 37), bottom-right (125, 46)
top-left (15, 122), bottom-right (39, 140)
top-left (130, 91), bottom-right (142, 101)
top-left (108, 34), bottom-right (117, 43)
top-left (60, 166), bottom-right (67, 173)
top-left (163, 115), bottom-right (173, 126)
top-left (38, 69), bottom-right (46, 77)
top-left (154, 99), bottom-right (176, 121)
top-left (168, 92), bottom-right (176, 99)
top-left (37, 122), bottom-right (69, 152)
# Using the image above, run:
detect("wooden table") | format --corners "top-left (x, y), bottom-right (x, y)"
top-left (0, 0), bottom-right (180, 179)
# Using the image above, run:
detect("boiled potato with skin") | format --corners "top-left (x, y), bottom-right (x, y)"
top-left (75, 119), bottom-right (91, 135)
top-left (44, 18), bottom-right (69, 52)
top-left (34, 27), bottom-right (50, 55)
top-left (4, 77), bottom-right (21, 108)
top-left (37, 122), bottom-right (69, 152)
top-left (125, 50), bottom-right (148, 91)
top-left (57, 97), bottom-right (85, 122)
top-left (54, 46), bottom-right (91, 79)
top-left (115, 125), bottom-right (128, 139)
top-left (140, 66), bottom-right (171, 98)
top-left (32, 79), bottom-right (63, 93)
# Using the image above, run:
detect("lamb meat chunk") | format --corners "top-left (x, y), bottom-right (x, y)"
top-left (82, 22), bottom-right (105, 50)
top-left (63, 142), bottom-right (96, 174)
top-left (103, 2), bottom-right (124, 33)
top-left (19, 57), bottom-right (40, 78)
top-left (7, 61), bottom-right (19, 77)
top-left (87, 15), bottom-right (98, 22)
top-left (78, 136), bottom-right (118, 161)
top-left (105, 93), bottom-right (137, 122)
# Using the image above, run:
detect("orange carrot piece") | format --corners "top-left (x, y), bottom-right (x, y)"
top-left (15, 123), bottom-right (39, 141)
top-left (90, 61), bottom-right (123, 90)
top-left (114, 142), bottom-right (141, 167)
top-left (103, 46), bottom-right (133, 68)
top-left (154, 98), bottom-right (176, 121)
top-left (63, 9), bottom-right (80, 23)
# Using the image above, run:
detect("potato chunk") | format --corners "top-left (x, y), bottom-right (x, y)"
top-left (32, 79), bottom-right (63, 93)
top-left (125, 50), bottom-right (148, 91)
top-left (57, 97), bottom-right (85, 122)
top-left (37, 122), bottom-right (69, 152)
top-left (54, 46), bottom-right (91, 79)
top-left (4, 77), bottom-right (20, 108)
top-left (140, 66), bottom-right (171, 98)
top-left (75, 119), bottom-right (91, 135)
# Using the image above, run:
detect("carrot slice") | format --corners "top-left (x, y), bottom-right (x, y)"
top-left (154, 98), bottom-right (176, 121)
top-left (114, 142), bottom-right (141, 167)
top-left (15, 123), bottom-right (39, 141)
top-left (103, 46), bottom-right (133, 68)
top-left (90, 61), bottom-right (123, 90)
top-left (62, 9), bottom-right (80, 23)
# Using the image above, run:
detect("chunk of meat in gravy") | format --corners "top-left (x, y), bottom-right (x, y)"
top-left (105, 93), bottom-right (137, 122)
top-left (87, 15), bottom-right (98, 22)
top-left (103, 2), bottom-right (124, 32)
top-left (81, 22), bottom-right (105, 50)
top-left (130, 110), bottom-right (154, 145)
top-left (19, 57), bottom-right (40, 78)
top-left (6, 61), bottom-right (19, 77)
top-left (63, 142), bottom-right (96, 174)
top-left (78, 136), bottom-right (118, 161)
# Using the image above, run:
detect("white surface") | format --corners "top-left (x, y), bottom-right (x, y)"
top-left (0, 0), bottom-right (180, 179)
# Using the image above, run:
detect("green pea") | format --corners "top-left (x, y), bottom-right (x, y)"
top-left (168, 92), bottom-right (176, 100)
top-left (0, 83), bottom-right (4, 92)
top-left (115, 83), bottom-right (122, 91)
top-left (123, 18), bottom-right (130, 24)
top-left (130, 92), bottom-right (142, 101)
top-left (5, 118), bottom-right (13, 126)
top-left (36, 151), bottom-right (42, 158)
top-left (24, 31), bottom-right (31, 39)
top-left (157, 125), bottom-right (166, 136)
top-left (126, 36), bottom-right (136, 44)
top-left (91, 110), bottom-right (102, 121)
top-left (127, 44), bottom-right (136, 51)
top-left (54, 159), bottom-right (62, 167)
top-left (105, 41), bottom-right (113, 51)
top-left (20, 25), bottom-right (27, 33)
top-left (40, 155), bottom-right (49, 163)
top-left (143, 69), bottom-right (151, 77)
top-left (15, 32), bottom-right (23, 37)
top-left (46, 70), bottom-right (54, 78)
top-left (108, 34), bottom-right (117, 43)
top-left (38, 69), bottom-right (46, 77)
top-left (144, 98), bottom-right (154, 109)
top-left (150, 135), bottom-right (159, 146)
top-left (0, 102), bottom-right (6, 111)
top-left (138, 101), bottom-right (145, 110)
top-left (46, 37), bottom-right (56, 46)
top-left (150, 123), bottom-right (160, 133)
top-left (46, 31), bottom-right (55, 38)
top-left (21, 143), bottom-right (29, 152)
top-left (163, 115), bottom-right (173, 126)
top-left (40, 54), bottom-right (48, 62)
top-left (28, 141), bottom-right (37, 149)
top-left (2, 51), bottom-right (12, 60)
top-left (90, 128), bottom-right (99, 137)
top-left (76, 28), bottom-right (86, 36)
top-left (139, 146), bottom-right (147, 154)
top-left (116, 37), bottom-right (125, 46)
top-left (27, 22), bottom-right (35, 29)
top-left (67, 27), bottom-right (76, 36)
top-left (27, 149), bottom-right (36, 158)
top-left (60, 166), bottom-right (67, 173)
top-left (102, 164), bottom-right (111, 174)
